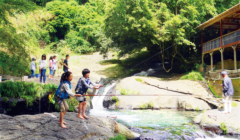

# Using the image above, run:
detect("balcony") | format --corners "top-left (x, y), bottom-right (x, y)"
top-left (203, 29), bottom-right (240, 53)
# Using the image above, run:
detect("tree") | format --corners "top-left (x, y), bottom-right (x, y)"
top-left (0, 0), bottom-right (35, 76)
top-left (104, 0), bottom-right (219, 72)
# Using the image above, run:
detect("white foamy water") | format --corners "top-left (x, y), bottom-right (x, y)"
top-left (91, 82), bottom-right (116, 109)
top-left (196, 137), bottom-right (237, 140)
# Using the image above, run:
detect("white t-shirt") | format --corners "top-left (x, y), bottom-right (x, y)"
top-left (53, 59), bottom-right (57, 70)
top-left (39, 60), bottom-right (47, 69)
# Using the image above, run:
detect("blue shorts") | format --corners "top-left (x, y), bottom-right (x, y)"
top-left (49, 67), bottom-right (53, 75)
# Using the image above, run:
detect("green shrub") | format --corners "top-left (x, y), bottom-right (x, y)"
top-left (11, 100), bottom-right (18, 107)
top-left (220, 122), bottom-right (227, 135)
top-left (140, 103), bottom-right (147, 110)
top-left (120, 87), bottom-right (139, 95)
top-left (2, 97), bottom-right (8, 103)
top-left (195, 107), bottom-right (200, 112)
top-left (135, 78), bottom-right (143, 82)
top-left (65, 98), bottom-right (79, 112)
top-left (111, 96), bottom-right (118, 102)
top-left (180, 71), bottom-right (204, 81)
top-left (232, 101), bottom-right (238, 107)
top-left (109, 134), bottom-right (126, 140)
top-left (148, 101), bottom-right (154, 108)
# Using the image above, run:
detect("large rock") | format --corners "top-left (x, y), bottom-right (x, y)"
top-left (0, 112), bottom-right (139, 140)
top-left (103, 76), bottom-right (212, 111)
top-left (193, 102), bottom-right (240, 135)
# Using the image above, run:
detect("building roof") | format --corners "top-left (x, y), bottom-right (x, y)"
top-left (196, 3), bottom-right (240, 30)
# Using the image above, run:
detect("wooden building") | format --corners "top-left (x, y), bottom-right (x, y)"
top-left (197, 3), bottom-right (240, 72)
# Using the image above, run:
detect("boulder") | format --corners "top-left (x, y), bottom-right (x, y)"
top-left (194, 102), bottom-right (240, 135)
top-left (0, 112), bottom-right (139, 140)
top-left (193, 113), bottom-right (203, 124)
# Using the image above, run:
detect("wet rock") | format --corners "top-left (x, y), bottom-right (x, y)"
top-left (196, 103), bottom-right (240, 135)
top-left (0, 112), bottom-right (139, 140)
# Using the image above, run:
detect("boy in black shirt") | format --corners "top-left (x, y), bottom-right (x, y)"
top-left (63, 55), bottom-right (69, 72)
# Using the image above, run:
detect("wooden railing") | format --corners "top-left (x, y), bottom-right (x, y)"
top-left (203, 29), bottom-right (240, 53)
top-left (203, 37), bottom-right (221, 52)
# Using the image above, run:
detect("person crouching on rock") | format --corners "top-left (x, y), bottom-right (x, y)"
top-left (75, 68), bottom-right (103, 119)
top-left (55, 71), bottom-right (82, 128)
top-left (221, 71), bottom-right (234, 114)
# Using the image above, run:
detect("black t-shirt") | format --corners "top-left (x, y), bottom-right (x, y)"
top-left (63, 59), bottom-right (68, 71)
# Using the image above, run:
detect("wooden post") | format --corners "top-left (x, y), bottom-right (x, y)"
top-left (210, 52), bottom-right (213, 71)
top-left (201, 30), bottom-right (204, 53)
top-left (220, 19), bottom-right (223, 47)
top-left (232, 45), bottom-right (237, 70)
top-left (202, 54), bottom-right (204, 65)
top-left (220, 48), bottom-right (224, 71)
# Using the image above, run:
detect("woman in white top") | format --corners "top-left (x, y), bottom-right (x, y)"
top-left (39, 54), bottom-right (47, 84)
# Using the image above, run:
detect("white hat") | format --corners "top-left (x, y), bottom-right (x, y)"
top-left (221, 71), bottom-right (227, 75)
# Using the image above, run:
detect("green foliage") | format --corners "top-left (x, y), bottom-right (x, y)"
top-left (11, 100), bottom-right (18, 107)
top-left (111, 96), bottom-right (118, 102)
top-left (140, 103), bottom-right (147, 110)
top-left (0, 0), bottom-right (36, 76)
top-left (109, 134), bottom-right (126, 140)
top-left (2, 97), bottom-right (9, 103)
top-left (208, 84), bottom-right (221, 98)
top-left (120, 88), bottom-right (139, 95)
top-left (180, 71), bottom-right (204, 81)
top-left (232, 101), bottom-right (238, 107)
top-left (148, 101), bottom-right (154, 108)
top-left (0, 81), bottom-right (57, 106)
top-left (135, 78), bottom-right (143, 82)
top-left (65, 98), bottom-right (79, 112)
top-left (195, 107), bottom-right (200, 112)
top-left (220, 122), bottom-right (227, 135)
top-left (202, 110), bottom-right (207, 113)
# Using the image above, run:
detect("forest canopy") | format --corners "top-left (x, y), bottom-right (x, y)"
top-left (0, 0), bottom-right (240, 76)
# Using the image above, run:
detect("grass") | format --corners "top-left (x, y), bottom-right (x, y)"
top-left (180, 71), bottom-right (204, 81)
top-left (208, 84), bottom-right (221, 98)
top-left (135, 78), bottom-right (143, 82)
top-left (148, 101), bottom-right (154, 108)
top-left (109, 134), bottom-right (126, 140)
top-left (220, 122), bottom-right (227, 135)
top-left (195, 106), bottom-right (200, 112)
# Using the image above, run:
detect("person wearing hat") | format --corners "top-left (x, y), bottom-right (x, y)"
top-left (221, 71), bottom-right (234, 114)
top-left (30, 58), bottom-right (36, 78)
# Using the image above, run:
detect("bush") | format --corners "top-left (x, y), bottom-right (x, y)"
top-left (111, 96), bottom-right (118, 102)
top-left (11, 100), bottom-right (18, 107)
top-left (65, 98), bottom-right (79, 112)
top-left (220, 122), bottom-right (227, 135)
top-left (148, 101), bottom-right (154, 108)
top-left (0, 81), bottom-right (58, 107)
top-left (2, 97), bottom-right (8, 103)
top-left (135, 78), bottom-right (143, 82)
top-left (140, 103), bottom-right (147, 109)
top-left (109, 134), bottom-right (126, 140)
top-left (180, 71), bottom-right (204, 81)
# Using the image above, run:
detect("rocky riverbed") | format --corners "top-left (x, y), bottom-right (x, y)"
top-left (0, 112), bottom-right (139, 140)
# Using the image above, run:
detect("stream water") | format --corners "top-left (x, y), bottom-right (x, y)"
top-left (89, 82), bottom-right (238, 140)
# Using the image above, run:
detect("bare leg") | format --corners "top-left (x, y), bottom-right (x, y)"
top-left (60, 111), bottom-right (67, 128)
top-left (82, 101), bottom-right (89, 119)
top-left (59, 110), bottom-right (67, 124)
top-left (77, 102), bottom-right (84, 119)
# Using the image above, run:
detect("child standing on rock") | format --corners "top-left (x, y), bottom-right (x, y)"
top-left (55, 71), bottom-right (82, 128)
top-left (39, 54), bottom-right (47, 84)
top-left (30, 58), bottom-right (36, 78)
top-left (75, 69), bottom-right (103, 119)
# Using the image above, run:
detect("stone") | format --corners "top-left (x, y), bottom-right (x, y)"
top-left (0, 112), bottom-right (139, 140)
top-left (193, 113), bottom-right (203, 124)
top-left (198, 102), bottom-right (240, 135)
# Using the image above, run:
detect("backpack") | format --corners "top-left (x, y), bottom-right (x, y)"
top-left (75, 78), bottom-right (90, 94)
top-left (55, 81), bottom-right (71, 99)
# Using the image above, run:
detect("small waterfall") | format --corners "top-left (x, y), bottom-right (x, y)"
top-left (92, 82), bottom-right (117, 110)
